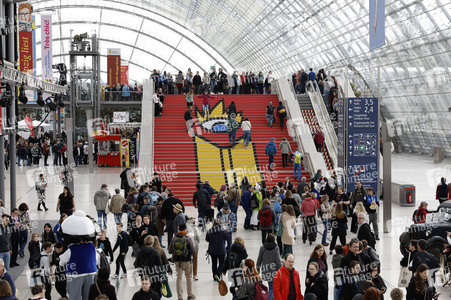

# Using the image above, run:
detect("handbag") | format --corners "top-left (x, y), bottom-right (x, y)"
top-left (161, 277), bottom-right (173, 298)
top-left (104, 202), bottom-right (110, 214)
top-left (398, 253), bottom-right (411, 287)
top-left (218, 276), bottom-right (228, 296)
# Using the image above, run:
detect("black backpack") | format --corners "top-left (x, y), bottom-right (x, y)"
top-left (228, 251), bottom-right (241, 269)
top-left (145, 204), bottom-right (158, 224)
top-left (98, 250), bottom-right (110, 275)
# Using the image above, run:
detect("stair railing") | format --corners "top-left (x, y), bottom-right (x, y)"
top-left (306, 80), bottom-right (338, 169)
top-left (274, 79), bottom-right (317, 178)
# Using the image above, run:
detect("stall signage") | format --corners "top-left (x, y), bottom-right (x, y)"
top-left (120, 139), bottom-right (130, 167)
top-left (113, 112), bottom-right (129, 123)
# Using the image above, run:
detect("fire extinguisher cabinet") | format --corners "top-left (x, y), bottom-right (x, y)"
top-left (392, 181), bottom-right (416, 207)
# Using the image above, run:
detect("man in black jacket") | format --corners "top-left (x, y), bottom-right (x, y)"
top-left (409, 239), bottom-right (439, 273)
top-left (132, 275), bottom-right (159, 300)
top-left (193, 71), bottom-right (202, 94)
top-left (356, 213), bottom-right (376, 249)
top-left (161, 193), bottom-right (185, 248)
top-left (339, 238), bottom-right (372, 279)
top-left (112, 223), bottom-right (129, 278)
top-left (134, 236), bottom-right (163, 295)
top-left (193, 182), bottom-right (211, 231)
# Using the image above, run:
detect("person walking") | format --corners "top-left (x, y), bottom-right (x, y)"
top-left (197, 91), bottom-right (216, 118)
top-left (436, 177), bottom-right (449, 203)
top-left (169, 224), bottom-right (196, 300)
top-left (205, 218), bottom-right (228, 282)
top-left (0, 215), bottom-right (12, 272)
top-left (329, 203), bottom-right (348, 255)
top-left (184, 106), bottom-right (194, 134)
top-left (185, 89), bottom-right (194, 108)
top-left (319, 195), bottom-right (332, 246)
top-left (56, 187), bottom-right (75, 216)
top-left (273, 253), bottom-right (303, 300)
top-left (216, 203), bottom-right (236, 250)
top-left (241, 185), bottom-right (253, 230)
top-left (42, 141), bottom-right (50, 166)
top-left (256, 233), bottom-right (282, 300)
top-left (35, 174), bottom-right (49, 211)
top-left (192, 182), bottom-right (211, 231)
top-left (277, 101), bottom-right (287, 130)
top-left (94, 184), bottom-right (111, 230)
top-left (227, 113), bottom-right (239, 148)
top-left (265, 138), bottom-right (277, 171)
top-left (364, 187), bottom-right (380, 240)
top-left (112, 223), bottom-right (129, 278)
top-left (266, 101), bottom-right (275, 127)
top-left (300, 193), bottom-right (317, 245)
top-left (293, 150), bottom-right (303, 182)
top-left (110, 188), bottom-right (126, 225)
top-left (241, 117), bottom-right (252, 149)
top-left (280, 205), bottom-right (296, 257)
top-left (258, 199), bottom-right (276, 245)
top-left (279, 138), bottom-right (292, 168)
top-left (161, 191), bottom-right (185, 250)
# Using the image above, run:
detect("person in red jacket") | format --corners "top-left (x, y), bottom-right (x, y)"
top-left (413, 201), bottom-right (429, 224)
top-left (273, 253), bottom-right (303, 300)
top-left (313, 128), bottom-right (324, 152)
top-left (300, 194), bottom-right (317, 245)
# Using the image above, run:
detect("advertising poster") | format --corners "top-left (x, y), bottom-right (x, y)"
top-left (120, 139), bottom-right (130, 167)
top-left (41, 15), bottom-right (52, 82)
top-left (120, 65), bottom-right (129, 86)
top-left (18, 3), bottom-right (33, 73)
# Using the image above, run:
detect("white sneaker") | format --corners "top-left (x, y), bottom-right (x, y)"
top-left (121, 274), bottom-right (127, 278)
top-left (111, 274), bottom-right (119, 279)
top-left (193, 275), bottom-right (199, 281)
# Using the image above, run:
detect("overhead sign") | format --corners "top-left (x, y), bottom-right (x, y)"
top-left (346, 98), bottom-right (379, 193)
top-left (41, 15), bottom-right (52, 82)
top-left (113, 112), bottom-right (129, 123)
top-left (369, 0), bottom-right (385, 51)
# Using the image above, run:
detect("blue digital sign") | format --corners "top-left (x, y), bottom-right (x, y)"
top-left (346, 98), bottom-right (379, 193)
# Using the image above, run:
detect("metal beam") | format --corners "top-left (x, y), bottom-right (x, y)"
top-left (32, 3), bottom-right (232, 72)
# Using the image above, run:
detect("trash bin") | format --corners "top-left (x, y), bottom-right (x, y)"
top-left (398, 185), bottom-right (415, 207)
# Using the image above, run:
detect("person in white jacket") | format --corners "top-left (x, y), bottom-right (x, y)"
top-left (241, 118), bottom-right (252, 149)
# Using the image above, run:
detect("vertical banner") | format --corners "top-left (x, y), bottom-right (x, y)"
top-left (18, 3), bottom-right (33, 73)
top-left (369, 0), bottom-right (385, 51)
top-left (107, 48), bottom-right (121, 86)
top-left (129, 138), bottom-right (136, 165)
top-left (41, 15), bottom-right (52, 82)
top-left (120, 65), bottom-right (129, 86)
top-left (120, 139), bottom-right (130, 167)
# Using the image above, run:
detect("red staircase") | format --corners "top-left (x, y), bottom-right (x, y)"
top-left (301, 109), bottom-right (334, 171)
top-left (153, 94), bottom-right (310, 206)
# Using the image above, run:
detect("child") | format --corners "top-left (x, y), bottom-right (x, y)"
top-left (112, 223), bottom-right (128, 278)
top-left (40, 242), bottom-right (54, 300)
top-left (131, 275), bottom-right (159, 300)
top-left (332, 245), bottom-right (344, 300)
top-left (97, 230), bottom-right (114, 263)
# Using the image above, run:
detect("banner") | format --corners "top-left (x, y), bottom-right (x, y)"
top-left (120, 65), bottom-right (129, 86)
top-left (369, 0), bottom-right (385, 51)
top-left (129, 138), bottom-right (137, 165)
top-left (120, 139), bottom-right (130, 167)
top-left (24, 116), bottom-right (34, 131)
top-left (18, 3), bottom-right (33, 73)
top-left (107, 48), bottom-right (121, 86)
top-left (41, 15), bottom-right (52, 82)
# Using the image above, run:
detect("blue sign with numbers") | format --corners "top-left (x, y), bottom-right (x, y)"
top-left (346, 98), bottom-right (379, 193)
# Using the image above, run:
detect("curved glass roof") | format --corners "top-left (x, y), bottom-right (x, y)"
top-left (31, 0), bottom-right (451, 155)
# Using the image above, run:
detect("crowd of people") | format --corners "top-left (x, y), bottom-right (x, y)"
top-left (102, 83), bottom-right (143, 102)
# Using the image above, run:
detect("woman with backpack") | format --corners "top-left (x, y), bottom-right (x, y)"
top-left (256, 233), bottom-right (282, 300)
top-left (206, 218), bottom-right (229, 282)
top-left (214, 185), bottom-right (227, 213)
top-left (223, 236), bottom-right (248, 276)
top-left (258, 199), bottom-right (276, 245)
top-left (277, 101), bottom-right (287, 130)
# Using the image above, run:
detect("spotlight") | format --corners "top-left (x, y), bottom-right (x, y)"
top-left (37, 90), bottom-right (45, 107)
top-left (18, 83), bottom-right (28, 104)
top-left (55, 94), bottom-right (64, 108)
top-left (0, 84), bottom-right (12, 107)
top-left (45, 97), bottom-right (57, 111)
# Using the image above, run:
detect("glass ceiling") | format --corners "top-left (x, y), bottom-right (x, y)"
top-left (31, 0), bottom-right (451, 156)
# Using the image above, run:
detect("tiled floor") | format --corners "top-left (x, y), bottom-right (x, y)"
top-left (2, 152), bottom-right (450, 299)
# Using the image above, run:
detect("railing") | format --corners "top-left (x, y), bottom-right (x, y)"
top-left (274, 79), bottom-right (316, 178)
top-left (101, 91), bottom-right (143, 101)
top-left (306, 80), bottom-right (338, 169)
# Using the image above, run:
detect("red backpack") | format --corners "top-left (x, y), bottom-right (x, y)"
top-left (254, 281), bottom-right (269, 300)
top-left (259, 209), bottom-right (272, 227)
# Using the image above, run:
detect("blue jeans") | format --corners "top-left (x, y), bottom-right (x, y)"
top-left (228, 131), bottom-right (236, 147)
top-left (334, 284), bottom-right (343, 300)
top-left (198, 209), bottom-right (206, 230)
top-left (268, 281), bottom-right (274, 300)
top-left (19, 229), bottom-right (28, 255)
top-left (243, 130), bottom-right (251, 148)
top-left (202, 104), bottom-right (210, 118)
top-left (266, 114), bottom-right (274, 127)
top-left (226, 232), bottom-right (232, 251)
top-left (97, 210), bottom-right (107, 229)
top-left (268, 155), bottom-right (274, 170)
top-left (282, 244), bottom-right (293, 257)
top-left (295, 85), bottom-right (302, 94)
top-left (322, 218), bottom-right (330, 244)
top-left (229, 201), bottom-right (238, 221)
top-left (244, 208), bottom-right (252, 229)
top-left (210, 80), bottom-right (216, 93)
top-left (0, 252), bottom-right (10, 272)
top-left (114, 213), bottom-right (122, 224)
top-left (294, 164), bottom-right (301, 181)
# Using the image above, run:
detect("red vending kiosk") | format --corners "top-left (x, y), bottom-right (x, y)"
top-left (96, 134), bottom-right (122, 167)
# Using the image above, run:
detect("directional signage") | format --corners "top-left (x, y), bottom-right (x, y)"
top-left (346, 98), bottom-right (379, 193)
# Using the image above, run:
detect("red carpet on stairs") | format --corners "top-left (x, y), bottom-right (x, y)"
top-left (153, 94), bottom-right (309, 206)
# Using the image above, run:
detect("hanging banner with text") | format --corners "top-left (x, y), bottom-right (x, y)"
top-left (120, 65), bottom-right (129, 86)
top-left (120, 139), bottom-right (130, 168)
top-left (18, 3), bottom-right (33, 74)
top-left (41, 15), bottom-right (52, 82)
top-left (369, 0), bottom-right (385, 51)
top-left (107, 48), bottom-right (121, 86)
top-left (346, 98), bottom-right (379, 193)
